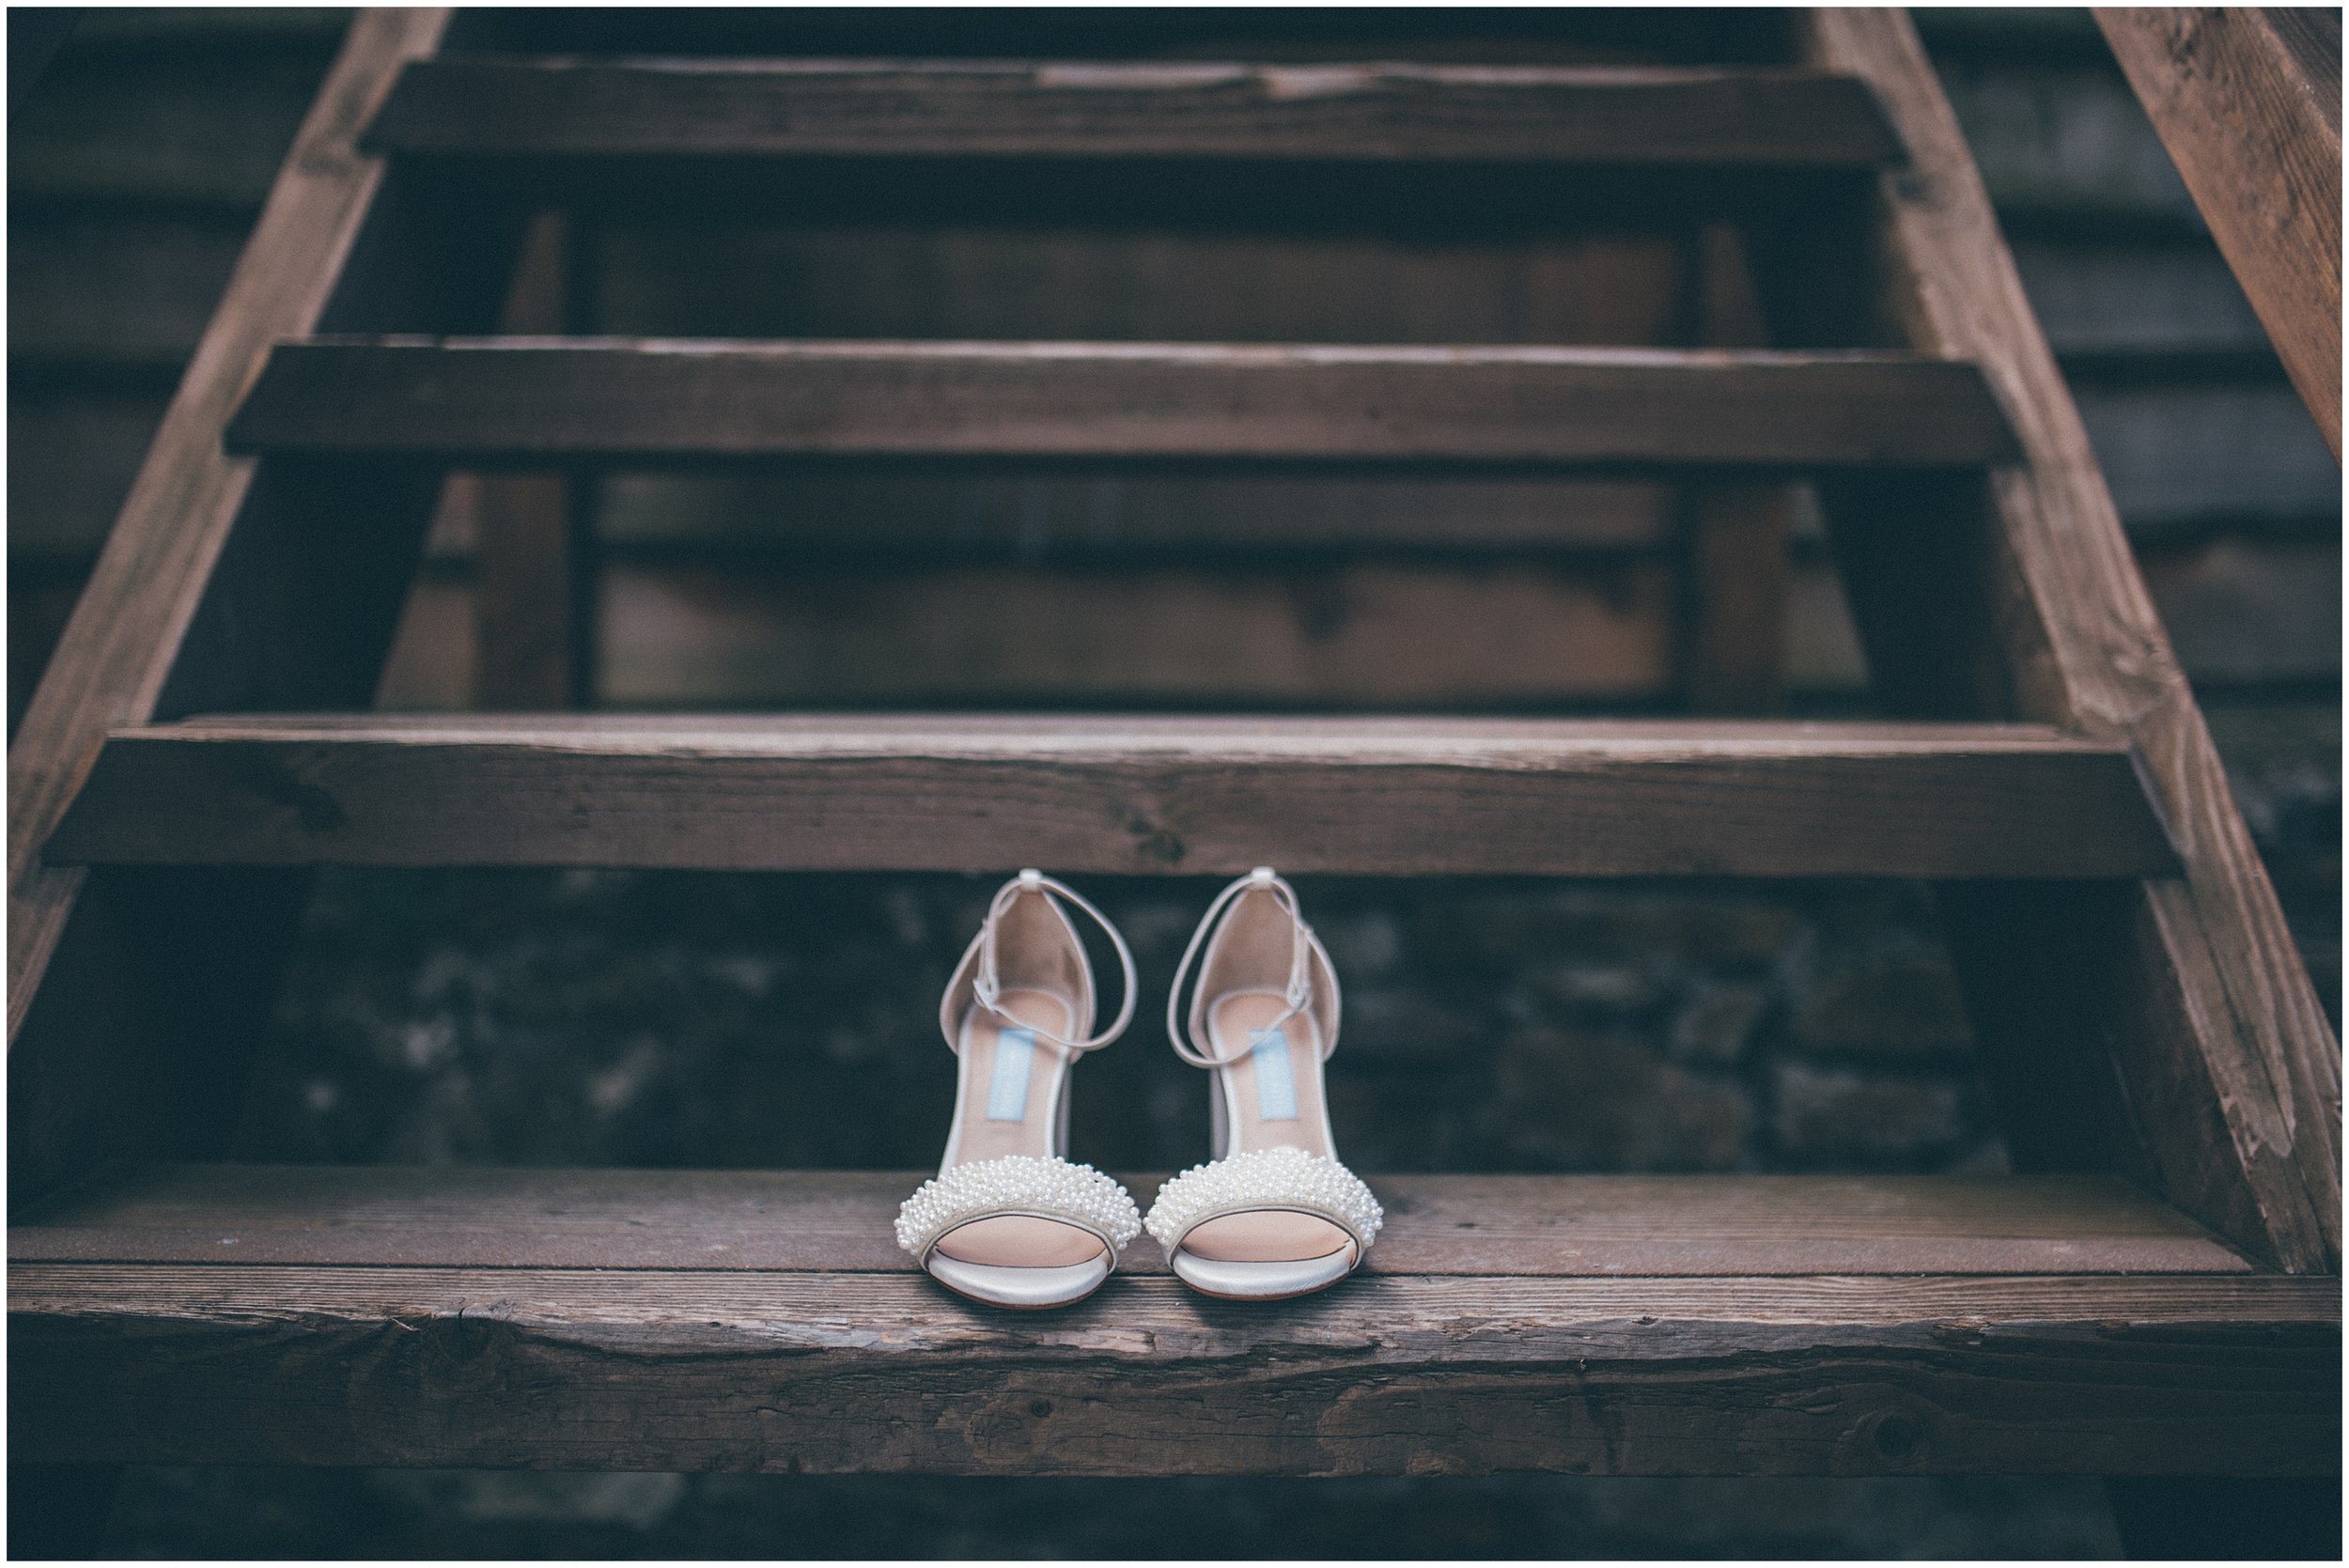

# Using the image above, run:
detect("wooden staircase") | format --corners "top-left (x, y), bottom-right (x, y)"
top-left (8, 6), bottom-right (2338, 1542)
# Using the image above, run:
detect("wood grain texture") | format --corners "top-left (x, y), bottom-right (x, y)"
top-left (8, 1264), bottom-right (2332, 1476)
top-left (2096, 8), bottom-right (2341, 458)
top-left (46, 715), bottom-right (2176, 878)
top-left (595, 558), bottom-right (1678, 708)
top-left (367, 57), bottom-right (1901, 167)
top-left (5, 10), bottom-right (455, 1040)
top-left (8, 1166), bottom-right (2252, 1277)
top-left (225, 338), bottom-right (2023, 469)
top-left (1801, 10), bottom-right (2341, 1273)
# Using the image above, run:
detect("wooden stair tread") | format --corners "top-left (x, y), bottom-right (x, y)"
top-left (9, 1167), bottom-right (2334, 1477)
top-left (9, 1166), bottom-right (2253, 1276)
top-left (225, 337), bottom-right (2023, 469)
top-left (367, 57), bottom-right (1904, 168)
top-left (17, 1266), bottom-right (2330, 1476)
top-left (48, 715), bottom-right (2177, 878)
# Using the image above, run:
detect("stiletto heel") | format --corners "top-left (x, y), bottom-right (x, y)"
top-left (1145, 867), bottom-right (1382, 1300)
top-left (895, 870), bottom-right (1141, 1309)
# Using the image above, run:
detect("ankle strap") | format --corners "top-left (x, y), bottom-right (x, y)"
top-left (967, 870), bottom-right (1136, 1054)
top-left (1165, 866), bottom-right (1327, 1069)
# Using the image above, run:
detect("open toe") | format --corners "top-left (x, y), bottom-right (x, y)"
top-left (895, 872), bottom-right (1141, 1310)
top-left (925, 1215), bottom-right (1115, 1308)
top-left (1144, 869), bottom-right (1382, 1302)
top-left (1170, 1238), bottom-right (1358, 1300)
top-left (1174, 1210), bottom-right (1358, 1297)
top-left (926, 1248), bottom-right (1113, 1310)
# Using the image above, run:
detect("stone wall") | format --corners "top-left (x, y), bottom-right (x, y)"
top-left (234, 870), bottom-right (2005, 1182)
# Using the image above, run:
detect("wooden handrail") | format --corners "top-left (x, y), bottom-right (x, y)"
top-left (2097, 8), bottom-right (2342, 460)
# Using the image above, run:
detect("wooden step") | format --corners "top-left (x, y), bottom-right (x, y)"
top-left (11, 1165), bottom-right (2333, 1476)
top-left (225, 338), bottom-right (2022, 469)
top-left (366, 58), bottom-right (1903, 169)
top-left (4, 1165), bottom-right (2262, 1276)
top-left (46, 715), bottom-right (2175, 878)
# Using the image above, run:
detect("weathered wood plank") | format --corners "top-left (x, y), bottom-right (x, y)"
top-left (367, 58), bottom-right (1901, 168)
top-left (597, 473), bottom-right (1683, 552)
top-left (2096, 9), bottom-right (2341, 458)
top-left (595, 558), bottom-right (1678, 708)
top-left (1797, 10), bottom-right (2341, 1273)
top-left (589, 223), bottom-right (1690, 347)
top-left (384, 551), bottom-right (1684, 711)
top-left (44, 715), bottom-right (2176, 878)
top-left (428, 10), bottom-right (1799, 66)
top-left (225, 339), bottom-right (2023, 469)
top-left (8, 1166), bottom-right (2251, 1277)
top-left (9, 1264), bottom-right (2333, 1476)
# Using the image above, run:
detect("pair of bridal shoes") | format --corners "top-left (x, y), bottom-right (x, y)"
top-left (894, 867), bottom-right (1382, 1309)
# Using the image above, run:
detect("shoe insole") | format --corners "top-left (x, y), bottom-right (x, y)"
top-left (931, 986), bottom-right (1111, 1271)
top-left (1177, 990), bottom-right (1356, 1266)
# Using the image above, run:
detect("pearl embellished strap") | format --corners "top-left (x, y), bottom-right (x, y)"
top-left (1143, 1146), bottom-right (1385, 1256)
top-left (895, 1154), bottom-right (1143, 1263)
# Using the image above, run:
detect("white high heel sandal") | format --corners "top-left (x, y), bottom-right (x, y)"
top-left (895, 870), bottom-right (1142, 1310)
top-left (1146, 867), bottom-right (1383, 1300)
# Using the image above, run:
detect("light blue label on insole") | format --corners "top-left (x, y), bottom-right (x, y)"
top-left (1251, 1026), bottom-right (1299, 1122)
top-left (986, 1028), bottom-right (1035, 1122)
